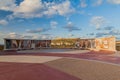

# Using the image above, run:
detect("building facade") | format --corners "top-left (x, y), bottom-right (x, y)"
top-left (4, 39), bottom-right (51, 50)
top-left (4, 36), bottom-right (116, 52)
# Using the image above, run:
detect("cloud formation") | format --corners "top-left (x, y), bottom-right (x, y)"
top-left (44, 0), bottom-right (75, 16)
top-left (103, 26), bottom-right (114, 30)
top-left (64, 22), bottom-right (81, 32)
top-left (90, 16), bottom-right (106, 29)
top-left (50, 21), bottom-right (58, 29)
top-left (38, 34), bottom-right (53, 40)
top-left (96, 26), bottom-right (114, 30)
top-left (95, 29), bottom-right (120, 37)
top-left (107, 0), bottom-right (120, 4)
top-left (0, 19), bottom-right (8, 25)
top-left (0, 0), bottom-right (16, 11)
top-left (1, 0), bottom-right (120, 19)
top-left (89, 32), bottom-right (94, 35)
top-left (13, 0), bottom-right (44, 18)
top-left (0, 0), bottom-right (75, 18)
top-left (92, 0), bottom-right (103, 6)
top-left (26, 28), bottom-right (50, 33)
top-left (68, 33), bottom-right (74, 37)
top-left (96, 32), bottom-right (107, 37)
top-left (5, 32), bottom-right (53, 40)
top-left (6, 32), bottom-right (23, 39)
top-left (80, 0), bottom-right (87, 8)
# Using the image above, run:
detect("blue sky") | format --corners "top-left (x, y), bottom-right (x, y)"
top-left (0, 0), bottom-right (120, 44)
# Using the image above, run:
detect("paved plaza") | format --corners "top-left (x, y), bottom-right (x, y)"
top-left (0, 49), bottom-right (120, 80)
top-left (17, 49), bottom-right (90, 54)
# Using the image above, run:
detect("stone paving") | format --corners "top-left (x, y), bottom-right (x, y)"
top-left (0, 62), bottom-right (80, 80)
top-left (0, 49), bottom-right (120, 80)
top-left (45, 58), bottom-right (120, 80)
top-left (0, 55), bottom-right (62, 63)
top-left (17, 49), bottom-right (90, 54)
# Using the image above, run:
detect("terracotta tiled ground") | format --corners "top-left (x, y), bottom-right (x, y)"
top-left (0, 62), bottom-right (80, 80)
top-left (45, 58), bottom-right (120, 80)
top-left (0, 50), bottom-right (120, 80)
top-left (2, 50), bottom-right (119, 64)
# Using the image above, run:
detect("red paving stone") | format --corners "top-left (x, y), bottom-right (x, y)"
top-left (1, 50), bottom-right (120, 80)
top-left (0, 62), bottom-right (81, 80)
top-left (27, 52), bottom-right (120, 64)
top-left (1, 50), bottom-right (120, 64)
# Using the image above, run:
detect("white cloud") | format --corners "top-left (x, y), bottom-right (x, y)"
top-left (26, 28), bottom-right (44, 33)
top-left (96, 26), bottom-right (114, 30)
top-left (0, 19), bottom-right (8, 25)
top-left (95, 29), bottom-right (120, 37)
top-left (44, 0), bottom-right (75, 16)
top-left (26, 28), bottom-right (50, 33)
top-left (89, 32), bottom-right (95, 35)
top-left (4, 32), bottom-right (23, 39)
top-left (80, 0), bottom-right (87, 8)
top-left (107, 0), bottom-right (120, 4)
top-left (21, 35), bottom-right (33, 39)
top-left (5, 32), bottom-right (53, 40)
top-left (50, 21), bottom-right (58, 28)
top-left (109, 29), bottom-right (120, 35)
top-left (92, 0), bottom-right (103, 6)
top-left (13, 0), bottom-right (44, 18)
top-left (15, 0), bottom-right (43, 13)
top-left (55, 0), bottom-right (74, 16)
top-left (0, 0), bottom-right (74, 18)
top-left (68, 33), bottom-right (74, 37)
top-left (0, 0), bottom-right (16, 11)
top-left (64, 21), bottom-right (81, 32)
top-left (90, 16), bottom-right (106, 29)
top-left (103, 26), bottom-right (114, 30)
top-left (32, 34), bottom-right (53, 40)
top-left (6, 32), bottom-right (22, 38)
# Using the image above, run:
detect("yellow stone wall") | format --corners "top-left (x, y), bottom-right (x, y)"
top-left (95, 36), bottom-right (116, 51)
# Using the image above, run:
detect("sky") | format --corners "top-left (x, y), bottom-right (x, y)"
top-left (0, 0), bottom-right (120, 44)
